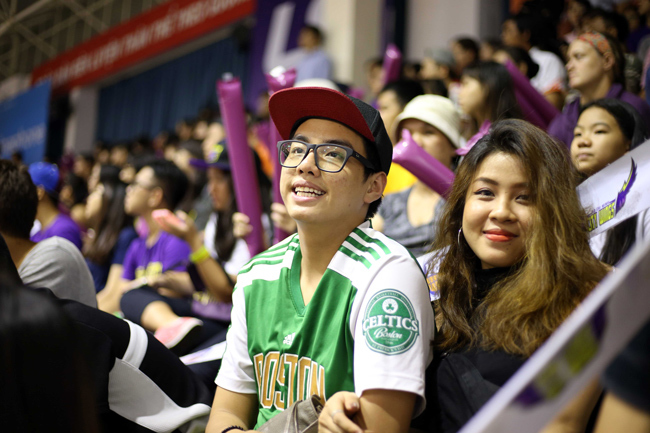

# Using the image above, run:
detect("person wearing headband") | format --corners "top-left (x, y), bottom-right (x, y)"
top-left (206, 87), bottom-right (433, 433)
top-left (548, 31), bottom-right (650, 146)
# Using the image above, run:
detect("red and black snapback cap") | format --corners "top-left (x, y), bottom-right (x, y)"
top-left (268, 87), bottom-right (392, 174)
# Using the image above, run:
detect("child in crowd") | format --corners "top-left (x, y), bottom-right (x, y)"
top-left (320, 119), bottom-right (609, 433)
top-left (571, 98), bottom-right (650, 265)
top-left (29, 162), bottom-right (83, 250)
top-left (374, 95), bottom-right (461, 258)
top-left (206, 87), bottom-right (433, 433)
top-left (549, 31), bottom-right (650, 146)
top-left (83, 165), bottom-right (137, 307)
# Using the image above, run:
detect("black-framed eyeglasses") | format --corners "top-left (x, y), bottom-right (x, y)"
top-left (277, 140), bottom-right (376, 173)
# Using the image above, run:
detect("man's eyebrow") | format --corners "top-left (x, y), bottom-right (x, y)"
top-left (291, 134), bottom-right (354, 148)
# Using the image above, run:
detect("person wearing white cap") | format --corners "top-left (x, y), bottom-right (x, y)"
top-left (373, 95), bottom-right (461, 258)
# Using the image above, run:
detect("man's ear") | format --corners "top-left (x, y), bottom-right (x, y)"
top-left (36, 187), bottom-right (45, 201)
top-left (148, 186), bottom-right (165, 209)
top-left (364, 172), bottom-right (387, 205)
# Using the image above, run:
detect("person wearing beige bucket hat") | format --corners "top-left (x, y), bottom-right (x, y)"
top-left (373, 95), bottom-right (461, 257)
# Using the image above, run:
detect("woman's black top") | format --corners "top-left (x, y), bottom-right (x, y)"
top-left (413, 266), bottom-right (526, 433)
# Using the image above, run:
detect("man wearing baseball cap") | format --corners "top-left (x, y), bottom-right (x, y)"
top-left (207, 87), bottom-right (433, 433)
top-left (29, 162), bottom-right (83, 250)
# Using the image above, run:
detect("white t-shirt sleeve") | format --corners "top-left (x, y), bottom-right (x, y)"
top-left (350, 254), bottom-right (434, 416)
top-left (215, 286), bottom-right (258, 394)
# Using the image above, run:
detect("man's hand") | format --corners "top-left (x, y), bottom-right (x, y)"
top-left (319, 392), bottom-right (364, 433)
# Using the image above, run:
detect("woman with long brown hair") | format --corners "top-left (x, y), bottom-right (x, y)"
top-left (319, 119), bottom-right (609, 433)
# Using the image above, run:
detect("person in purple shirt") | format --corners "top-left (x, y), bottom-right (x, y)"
top-left (28, 162), bottom-right (83, 250)
top-left (118, 160), bottom-right (200, 347)
top-left (548, 31), bottom-right (650, 146)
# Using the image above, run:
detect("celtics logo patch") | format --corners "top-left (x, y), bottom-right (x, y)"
top-left (362, 290), bottom-right (419, 355)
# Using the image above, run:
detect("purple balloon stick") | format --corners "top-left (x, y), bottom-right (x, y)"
top-left (515, 88), bottom-right (548, 129)
top-left (265, 68), bottom-right (296, 244)
top-left (217, 76), bottom-right (265, 256)
top-left (392, 129), bottom-right (455, 198)
top-left (382, 43), bottom-right (402, 86)
top-left (505, 60), bottom-right (559, 126)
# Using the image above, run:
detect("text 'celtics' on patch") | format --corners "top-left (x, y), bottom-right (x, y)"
top-left (362, 289), bottom-right (419, 355)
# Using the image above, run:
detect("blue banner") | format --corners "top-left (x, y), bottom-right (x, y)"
top-left (0, 80), bottom-right (51, 165)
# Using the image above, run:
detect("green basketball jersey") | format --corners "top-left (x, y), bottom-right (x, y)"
top-left (216, 222), bottom-right (434, 428)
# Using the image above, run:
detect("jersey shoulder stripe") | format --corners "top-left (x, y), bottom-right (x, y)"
top-left (239, 235), bottom-right (299, 274)
top-left (338, 227), bottom-right (409, 268)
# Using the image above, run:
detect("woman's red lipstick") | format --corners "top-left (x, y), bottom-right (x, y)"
top-left (484, 229), bottom-right (516, 242)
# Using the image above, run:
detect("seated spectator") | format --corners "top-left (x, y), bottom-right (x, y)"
top-left (60, 172), bottom-right (89, 228)
top-left (493, 45), bottom-right (540, 81)
top-left (83, 165), bottom-right (137, 307)
top-left (374, 95), bottom-right (461, 258)
top-left (0, 160), bottom-right (96, 307)
top-left (173, 140), bottom-right (212, 230)
top-left (421, 48), bottom-right (456, 90)
top-left (458, 61), bottom-right (522, 150)
top-left (119, 160), bottom-right (195, 336)
top-left (564, 0), bottom-right (592, 43)
top-left (205, 87), bottom-right (433, 433)
top-left (376, 80), bottom-right (425, 194)
top-left (451, 37), bottom-right (480, 76)
top-left (548, 31), bottom-right (650, 146)
top-left (583, 8), bottom-right (644, 95)
top-left (0, 235), bottom-right (213, 432)
top-left (479, 37), bottom-right (503, 61)
top-left (109, 142), bottom-right (130, 167)
top-left (320, 120), bottom-right (609, 433)
top-left (0, 283), bottom-right (100, 433)
top-left (571, 98), bottom-right (650, 264)
top-left (73, 152), bottom-right (94, 183)
top-left (150, 144), bottom-right (250, 354)
top-left (29, 162), bottom-right (83, 249)
top-left (502, 14), bottom-right (567, 109)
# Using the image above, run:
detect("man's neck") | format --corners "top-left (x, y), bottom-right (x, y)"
top-left (36, 202), bottom-right (60, 229)
top-left (579, 78), bottom-right (612, 105)
top-left (297, 219), bottom-right (363, 300)
top-left (2, 234), bottom-right (36, 270)
top-left (142, 212), bottom-right (162, 247)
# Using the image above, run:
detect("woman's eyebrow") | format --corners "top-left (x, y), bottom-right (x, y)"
top-left (474, 177), bottom-right (529, 188)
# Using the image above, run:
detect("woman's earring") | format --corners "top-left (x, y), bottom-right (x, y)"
top-left (458, 227), bottom-right (463, 245)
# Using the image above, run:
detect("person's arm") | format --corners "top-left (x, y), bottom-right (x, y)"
top-left (594, 393), bottom-right (650, 433)
top-left (355, 390), bottom-right (416, 433)
top-left (206, 388), bottom-right (258, 433)
top-left (97, 264), bottom-right (125, 313)
top-left (319, 390), bottom-right (415, 433)
top-left (148, 271), bottom-right (194, 297)
top-left (540, 378), bottom-right (602, 433)
top-left (350, 251), bottom-right (434, 432)
top-left (157, 211), bottom-right (234, 301)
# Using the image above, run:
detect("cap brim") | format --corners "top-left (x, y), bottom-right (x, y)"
top-left (269, 87), bottom-right (375, 143)
top-left (189, 158), bottom-right (230, 171)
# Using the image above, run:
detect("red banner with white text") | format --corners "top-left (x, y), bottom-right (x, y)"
top-left (31, 0), bottom-right (255, 93)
